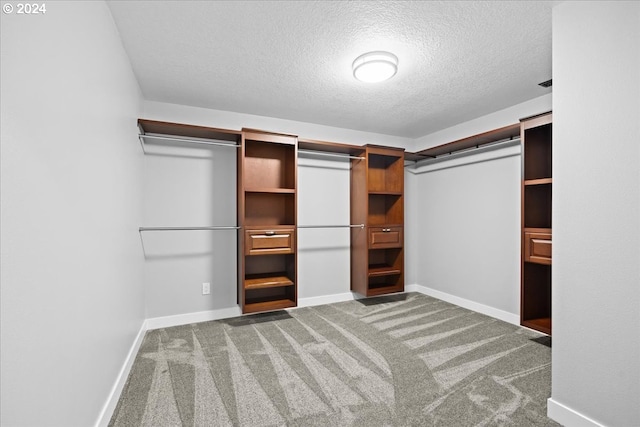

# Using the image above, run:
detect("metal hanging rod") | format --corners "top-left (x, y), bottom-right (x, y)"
top-left (139, 226), bottom-right (240, 232)
top-left (138, 133), bottom-right (241, 149)
top-left (298, 150), bottom-right (365, 161)
top-left (298, 224), bottom-right (365, 229)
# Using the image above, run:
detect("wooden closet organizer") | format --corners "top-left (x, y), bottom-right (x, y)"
top-left (237, 129), bottom-right (298, 313)
top-left (520, 112), bottom-right (552, 335)
top-left (351, 146), bottom-right (406, 296)
top-left (137, 119), bottom-right (408, 315)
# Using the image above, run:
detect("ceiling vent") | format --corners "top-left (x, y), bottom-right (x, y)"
top-left (538, 79), bottom-right (552, 88)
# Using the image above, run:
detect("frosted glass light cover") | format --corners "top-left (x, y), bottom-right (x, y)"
top-left (352, 51), bottom-right (398, 83)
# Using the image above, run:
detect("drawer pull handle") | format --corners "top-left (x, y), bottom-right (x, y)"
top-left (264, 231), bottom-right (276, 236)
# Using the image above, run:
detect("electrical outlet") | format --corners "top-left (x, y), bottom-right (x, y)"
top-left (202, 282), bottom-right (210, 295)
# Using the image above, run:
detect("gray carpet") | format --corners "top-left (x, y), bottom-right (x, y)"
top-left (110, 293), bottom-right (559, 426)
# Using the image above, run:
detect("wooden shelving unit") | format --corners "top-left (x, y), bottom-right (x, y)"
top-left (521, 112), bottom-right (553, 335)
top-left (138, 119), bottom-right (242, 143)
top-left (351, 145), bottom-right (405, 297)
top-left (238, 129), bottom-right (298, 314)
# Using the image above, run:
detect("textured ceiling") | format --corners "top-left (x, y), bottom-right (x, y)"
top-left (107, 1), bottom-right (553, 138)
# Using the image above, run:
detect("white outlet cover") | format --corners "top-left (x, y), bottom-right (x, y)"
top-left (202, 282), bottom-right (210, 295)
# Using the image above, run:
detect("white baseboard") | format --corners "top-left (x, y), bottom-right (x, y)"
top-left (547, 398), bottom-right (605, 427)
top-left (297, 292), bottom-right (360, 307)
top-left (145, 306), bottom-right (243, 330)
top-left (145, 293), bottom-right (360, 330)
top-left (407, 283), bottom-right (520, 326)
top-left (95, 320), bottom-right (147, 427)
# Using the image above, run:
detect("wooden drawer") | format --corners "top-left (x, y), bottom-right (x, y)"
top-left (369, 226), bottom-right (403, 249)
top-left (245, 229), bottom-right (295, 256)
top-left (524, 231), bottom-right (551, 265)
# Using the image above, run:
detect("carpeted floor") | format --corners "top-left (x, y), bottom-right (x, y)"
top-left (110, 293), bottom-right (559, 426)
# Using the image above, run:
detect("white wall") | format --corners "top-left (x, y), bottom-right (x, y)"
top-left (0, 2), bottom-right (144, 426)
top-left (141, 101), bottom-right (413, 320)
top-left (297, 155), bottom-right (352, 300)
top-left (549, 2), bottom-right (640, 426)
top-left (141, 140), bottom-right (238, 318)
top-left (408, 96), bottom-right (551, 321)
top-left (409, 145), bottom-right (522, 319)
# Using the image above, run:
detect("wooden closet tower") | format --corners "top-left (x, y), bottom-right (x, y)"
top-left (237, 129), bottom-right (298, 314)
top-left (520, 112), bottom-right (553, 335)
top-left (351, 145), bottom-right (405, 296)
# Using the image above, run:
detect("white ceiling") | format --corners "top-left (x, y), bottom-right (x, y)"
top-left (107, 1), bottom-right (553, 139)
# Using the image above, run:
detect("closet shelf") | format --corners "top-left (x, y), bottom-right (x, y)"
top-left (298, 150), bottom-right (364, 161)
top-left (138, 119), bottom-right (241, 142)
top-left (244, 273), bottom-right (294, 290)
top-left (298, 138), bottom-right (363, 156)
top-left (368, 191), bottom-right (403, 196)
top-left (298, 224), bottom-right (364, 229)
top-left (521, 317), bottom-right (551, 335)
top-left (366, 284), bottom-right (403, 296)
top-left (368, 264), bottom-right (402, 277)
top-left (413, 123), bottom-right (520, 158)
top-left (245, 188), bottom-right (295, 194)
top-left (367, 223), bottom-right (403, 228)
top-left (524, 178), bottom-right (552, 186)
top-left (524, 227), bottom-right (552, 233)
top-left (404, 152), bottom-right (434, 161)
top-left (138, 133), bottom-right (240, 149)
top-left (243, 297), bottom-right (296, 314)
top-left (139, 226), bottom-right (239, 232)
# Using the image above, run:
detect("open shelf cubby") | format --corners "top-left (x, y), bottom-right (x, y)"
top-left (523, 123), bottom-right (552, 181)
top-left (243, 140), bottom-right (296, 190)
top-left (368, 248), bottom-right (402, 274)
top-left (244, 287), bottom-right (296, 314)
top-left (367, 278), bottom-right (403, 294)
top-left (245, 253), bottom-right (295, 277)
top-left (368, 153), bottom-right (404, 193)
top-left (368, 194), bottom-right (403, 225)
top-left (521, 262), bottom-right (551, 335)
top-left (523, 184), bottom-right (552, 229)
top-left (244, 193), bottom-right (295, 226)
top-left (368, 247), bottom-right (403, 291)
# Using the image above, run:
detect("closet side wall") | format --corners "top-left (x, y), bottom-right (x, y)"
top-left (550, 2), bottom-right (640, 425)
top-left (409, 96), bottom-right (552, 320)
top-left (411, 149), bottom-right (521, 316)
top-left (0, 2), bottom-right (144, 426)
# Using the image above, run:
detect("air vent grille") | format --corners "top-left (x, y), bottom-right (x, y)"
top-left (539, 79), bottom-right (552, 88)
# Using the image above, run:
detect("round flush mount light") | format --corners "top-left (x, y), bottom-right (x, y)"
top-left (352, 51), bottom-right (398, 83)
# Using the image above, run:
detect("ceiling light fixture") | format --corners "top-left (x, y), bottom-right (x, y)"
top-left (352, 51), bottom-right (398, 83)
